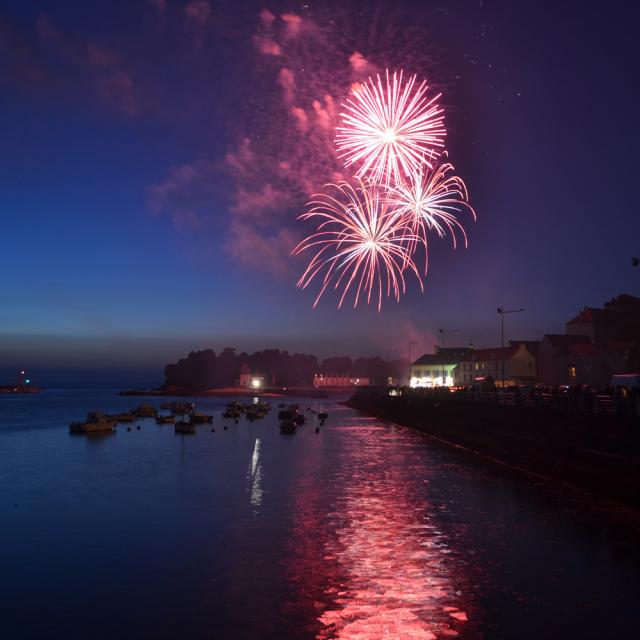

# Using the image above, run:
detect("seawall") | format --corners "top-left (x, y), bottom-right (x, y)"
top-left (346, 390), bottom-right (640, 507)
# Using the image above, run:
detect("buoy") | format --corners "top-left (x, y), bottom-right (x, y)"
top-left (211, 428), bottom-right (215, 433)
top-left (127, 427), bottom-right (131, 431)
top-left (224, 425), bottom-right (228, 430)
top-left (315, 427), bottom-right (320, 433)
top-left (136, 425), bottom-right (141, 430)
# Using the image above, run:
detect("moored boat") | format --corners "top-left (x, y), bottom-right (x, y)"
top-left (279, 419), bottom-right (297, 434)
top-left (168, 402), bottom-right (196, 415)
top-left (69, 412), bottom-right (115, 434)
top-left (132, 403), bottom-right (157, 418)
top-left (189, 412), bottom-right (213, 424)
top-left (175, 421), bottom-right (196, 434)
top-left (109, 412), bottom-right (135, 423)
top-left (156, 414), bottom-right (176, 424)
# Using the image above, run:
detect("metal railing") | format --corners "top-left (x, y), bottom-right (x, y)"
top-left (354, 387), bottom-right (640, 417)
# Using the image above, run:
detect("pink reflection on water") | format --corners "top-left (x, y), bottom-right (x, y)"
top-left (315, 420), bottom-right (469, 639)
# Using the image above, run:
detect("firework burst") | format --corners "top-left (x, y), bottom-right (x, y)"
top-left (336, 70), bottom-right (446, 185)
top-left (293, 180), bottom-right (423, 311)
top-left (388, 159), bottom-right (476, 273)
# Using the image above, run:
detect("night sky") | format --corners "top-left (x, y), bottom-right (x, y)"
top-left (1, 0), bottom-right (638, 386)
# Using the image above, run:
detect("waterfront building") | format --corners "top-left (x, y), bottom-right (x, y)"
top-left (239, 364), bottom-right (265, 389)
top-left (566, 294), bottom-right (640, 345)
top-left (538, 334), bottom-right (627, 387)
top-left (313, 374), bottom-right (370, 387)
top-left (411, 347), bottom-right (473, 387)
top-left (454, 342), bottom-right (537, 387)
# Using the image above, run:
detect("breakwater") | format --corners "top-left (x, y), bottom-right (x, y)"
top-left (347, 389), bottom-right (640, 507)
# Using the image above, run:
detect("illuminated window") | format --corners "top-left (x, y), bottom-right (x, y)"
top-left (568, 366), bottom-right (577, 378)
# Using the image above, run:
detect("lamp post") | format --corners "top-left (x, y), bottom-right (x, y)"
top-left (497, 307), bottom-right (524, 389)
top-left (408, 341), bottom-right (419, 386)
top-left (438, 328), bottom-right (458, 387)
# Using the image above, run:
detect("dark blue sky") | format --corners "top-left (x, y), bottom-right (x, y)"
top-left (1, 0), bottom-right (639, 386)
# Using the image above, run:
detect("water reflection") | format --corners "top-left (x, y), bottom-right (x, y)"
top-left (247, 437), bottom-right (263, 510)
top-left (316, 420), bottom-right (469, 639)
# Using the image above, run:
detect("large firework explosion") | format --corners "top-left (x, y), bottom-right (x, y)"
top-left (293, 67), bottom-right (474, 310)
top-left (387, 158), bottom-right (476, 274)
top-left (293, 180), bottom-right (423, 312)
top-left (336, 70), bottom-right (445, 186)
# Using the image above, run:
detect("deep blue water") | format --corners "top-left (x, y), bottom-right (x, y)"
top-left (1, 390), bottom-right (639, 639)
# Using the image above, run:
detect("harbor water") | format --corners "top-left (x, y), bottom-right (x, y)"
top-left (1, 390), bottom-right (639, 639)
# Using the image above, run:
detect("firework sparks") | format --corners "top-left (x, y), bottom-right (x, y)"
top-left (293, 180), bottom-right (423, 311)
top-left (336, 70), bottom-right (446, 185)
top-left (388, 159), bottom-right (476, 273)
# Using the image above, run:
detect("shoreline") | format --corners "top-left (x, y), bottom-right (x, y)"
top-left (346, 390), bottom-right (640, 511)
top-left (119, 386), bottom-right (333, 399)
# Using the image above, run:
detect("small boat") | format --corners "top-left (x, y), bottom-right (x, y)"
top-left (132, 403), bottom-right (157, 418)
top-left (109, 412), bottom-right (135, 423)
top-left (156, 414), bottom-right (176, 424)
top-left (70, 412), bottom-right (115, 434)
top-left (318, 412), bottom-right (329, 420)
top-left (278, 409), bottom-right (295, 420)
top-left (164, 401), bottom-right (196, 414)
top-left (189, 412), bottom-right (213, 424)
top-left (175, 421), bottom-right (196, 434)
top-left (280, 419), bottom-right (297, 434)
top-left (245, 406), bottom-right (267, 420)
top-left (223, 409), bottom-right (241, 419)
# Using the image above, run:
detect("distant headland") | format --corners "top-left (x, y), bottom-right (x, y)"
top-left (120, 347), bottom-right (406, 396)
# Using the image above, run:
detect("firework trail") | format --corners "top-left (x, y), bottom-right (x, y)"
top-left (388, 158), bottom-right (476, 273)
top-left (293, 180), bottom-right (423, 311)
top-left (336, 70), bottom-right (446, 185)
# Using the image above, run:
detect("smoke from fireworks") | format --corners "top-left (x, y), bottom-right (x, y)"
top-left (336, 70), bottom-right (445, 185)
top-left (293, 180), bottom-right (423, 312)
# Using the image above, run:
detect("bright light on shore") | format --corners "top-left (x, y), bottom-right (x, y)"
top-left (410, 375), bottom-right (453, 388)
top-left (251, 378), bottom-right (262, 389)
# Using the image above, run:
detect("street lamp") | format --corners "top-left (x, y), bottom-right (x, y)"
top-left (497, 307), bottom-right (524, 389)
top-left (438, 328), bottom-right (458, 386)
top-left (408, 341), bottom-right (419, 386)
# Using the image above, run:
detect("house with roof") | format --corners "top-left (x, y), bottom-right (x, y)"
top-left (538, 334), bottom-right (626, 387)
top-left (566, 307), bottom-right (620, 343)
top-left (410, 346), bottom-right (473, 387)
top-left (454, 342), bottom-right (537, 387)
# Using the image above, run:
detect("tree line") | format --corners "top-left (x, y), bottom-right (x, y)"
top-left (162, 347), bottom-right (407, 390)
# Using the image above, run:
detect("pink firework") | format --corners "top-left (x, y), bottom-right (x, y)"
top-left (336, 70), bottom-right (446, 185)
top-left (388, 159), bottom-right (476, 273)
top-left (293, 180), bottom-right (423, 311)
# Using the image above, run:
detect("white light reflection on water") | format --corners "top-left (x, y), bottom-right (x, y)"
top-left (247, 437), bottom-right (263, 510)
top-left (316, 420), bottom-right (469, 639)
